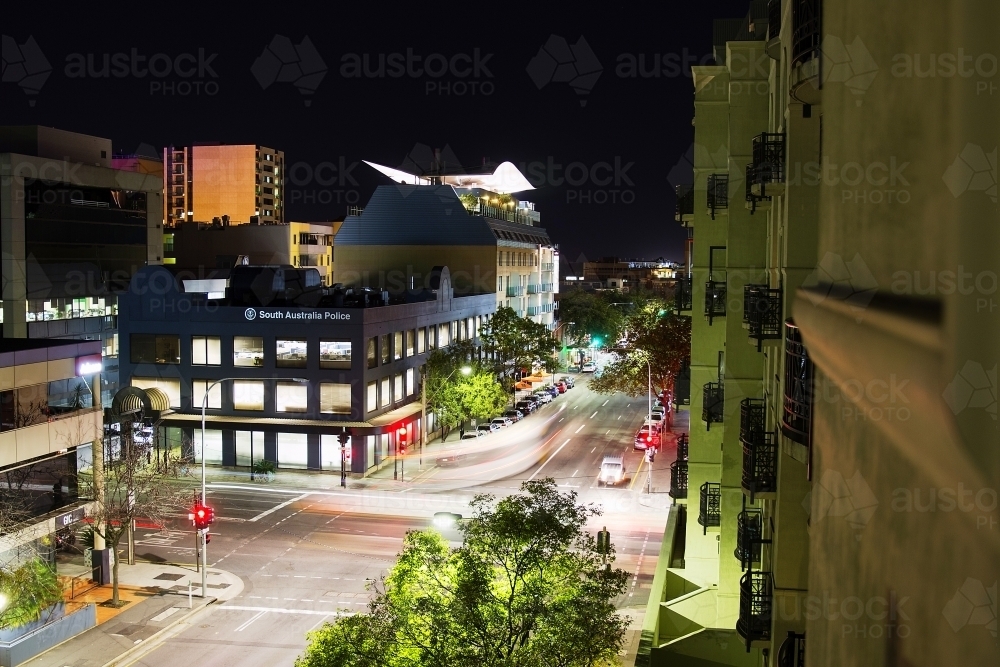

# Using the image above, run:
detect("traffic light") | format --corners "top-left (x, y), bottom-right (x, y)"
top-left (397, 428), bottom-right (407, 455)
top-left (189, 503), bottom-right (215, 530)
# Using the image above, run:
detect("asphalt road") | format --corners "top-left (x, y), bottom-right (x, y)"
top-left (124, 377), bottom-right (674, 666)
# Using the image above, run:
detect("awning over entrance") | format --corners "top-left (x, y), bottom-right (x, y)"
top-left (160, 402), bottom-right (425, 434)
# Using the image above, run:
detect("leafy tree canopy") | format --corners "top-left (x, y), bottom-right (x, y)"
top-left (480, 307), bottom-right (559, 391)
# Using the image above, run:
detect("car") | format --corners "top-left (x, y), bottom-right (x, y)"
top-left (582, 362), bottom-right (597, 373)
top-left (533, 391), bottom-right (553, 404)
top-left (560, 376), bottom-right (575, 388)
top-left (634, 425), bottom-right (661, 450)
top-left (504, 409), bottom-right (524, 422)
top-left (491, 416), bottom-right (513, 428)
top-left (651, 405), bottom-right (666, 417)
top-left (515, 400), bottom-right (536, 414)
top-left (646, 412), bottom-right (666, 431)
top-left (478, 422), bottom-right (500, 434)
top-left (598, 455), bottom-right (625, 486)
top-left (436, 454), bottom-right (466, 467)
top-left (461, 431), bottom-right (484, 440)
top-left (543, 385), bottom-right (560, 397)
top-left (554, 382), bottom-right (567, 393)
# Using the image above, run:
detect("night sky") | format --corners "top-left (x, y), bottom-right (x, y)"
top-left (3, 1), bottom-right (751, 265)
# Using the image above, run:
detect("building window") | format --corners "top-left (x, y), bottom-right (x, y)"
top-left (191, 336), bottom-right (221, 365)
top-left (367, 381), bottom-right (377, 413)
top-left (393, 331), bottom-right (403, 360)
top-left (320, 383), bottom-right (351, 414)
top-left (234, 336), bottom-right (264, 367)
top-left (416, 328), bottom-right (425, 354)
top-left (426, 326), bottom-right (436, 350)
top-left (321, 434), bottom-right (350, 470)
top-left (367, 338), bottom-right (377, 369)
top-left (130, 334), bottom-right (181, 364)
top-left (192, 380), bottom-right (222, 409)
top-left (319, 340), bottom-right (352, 370)
top-left (380, 334), bottom-right (390, 365)
top-left (233, 380), bottom-right (264, 410)
top-left (276, 339), bottom-right (308, 368)
top-left (394, 374), bottom-right (403, 404)
top-left (276, 382), bottom-right (308, 412)
top-left (450, 321), bottom-right (458, 342)
top-left (235, 430), bottom-right (265, 467)
top-left (405, 330), bottom-right (415, 358)
top-left (438, 323), bottom-right (449, 347)
top-left (46, 378), bottom-right (93, 415)
top-left (132, 377), bottom-right (181, 408)
top-left (277, 432), bottom-right (308, 469)
top-left (460, 319), bottom-right (468, 340)
top-left (380, 377), bottom-right (390, 408)
top-left (406, 368), bottom-right (415, 396)
top-left (194, 429), bottom-right (223, 465)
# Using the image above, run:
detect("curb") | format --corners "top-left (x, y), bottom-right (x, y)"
top-left (100, 595), bottom-right (217, 667)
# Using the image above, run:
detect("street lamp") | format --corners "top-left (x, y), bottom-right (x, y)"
top-left (199, 376), bottom-right (307, 596)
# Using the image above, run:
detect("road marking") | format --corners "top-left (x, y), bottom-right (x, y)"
top-left (591, 447), bottom-right (596, 453)
top-left (606, 430), bottom-right (610, 435)
top-left (223, 605), bottom-right (349, 616)
top-left (307, 614), bottom-right (331, 631)
top-left (618, 415), bottom-right (622, 420)
top-left (590, 411), bottom-right (598, 418)
top-left (574, 424), bottom-right (585, 434)
top-left (572, 469), bottom-right (579, 477)
top-left (248, 493), bottom-right (310, 522)
top-left (602, 400), bottom-right (609, 406)
top-left (235, 609), bottom-right (268, 632)
top-left (629, 458), bottom-right (646, 490)
top-left (559, 418), bottom-right (565, 422)
top-left (527, 439), bottom-right (571, 481)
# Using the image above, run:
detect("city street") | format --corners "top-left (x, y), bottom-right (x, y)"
top-left (122, 378), bottom-right (678, 666)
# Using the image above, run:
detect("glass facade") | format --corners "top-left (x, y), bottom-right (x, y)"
top-left (193, 429), bottom-right (223, 464)
top-left (27, 296), bottom-right (115, 322)
top-left (321, 434), bottom-right (350, 469)
top-left (132, 377), bottom-right (181, 408)
top-left (277, 432), bottom-right (308, 469)
top-left (379, 377), bottom-right (390, 408)
top-left (394, 331), bottom-right (403, 360)
top-left (235, 430), bottom-right (265, 467)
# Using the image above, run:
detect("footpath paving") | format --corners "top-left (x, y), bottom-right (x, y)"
top-left (34, 563), bottom-right (241, 667)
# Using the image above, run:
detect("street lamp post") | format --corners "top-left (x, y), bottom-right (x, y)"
top-left (199, 376), bottom-right (307, 597)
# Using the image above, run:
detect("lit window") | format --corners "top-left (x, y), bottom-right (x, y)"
top-left (394, 332), bottom-right (403, 361)
top-left (276, 382), bottom-right (308, 412)
top-left (367, 338), bottom-right (377, 369)
top-left (380, 377), bottom-right (390, 408)
top-left (132, 377), bottom-right (181, 408)
top-left (367, 381), bottom-right (377, 413)
top-left (380, 334), bottom-right (390, 365)
top-left (416, 329), bottom-right (425, 354)
top-left (276, 339), bottom-right (308, 369)
top-left (277, 432), bottom-right (307, 469)
top-left (320, 383), bottom-right (351, 414)
top-left (406, 368), bottom-right (415, 396)
top-left (234, 337), bottom-right (264, 367)
top-left (394, 374), bottom-right (403, 403)
top-left (233, 380), bottom-right (264, 410)
top-left (320, 340), bottom-right (351, 370)
top-left (192, 336), bottom-right (221, 365)
top-left (192, 380), bottom-right (222, 409)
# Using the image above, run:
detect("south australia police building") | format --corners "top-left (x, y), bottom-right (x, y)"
top-left (117, 265), bottom-right (494, 475)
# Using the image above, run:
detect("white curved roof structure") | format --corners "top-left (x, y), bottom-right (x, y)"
top-left (364, 159), bottom-right (534, 194)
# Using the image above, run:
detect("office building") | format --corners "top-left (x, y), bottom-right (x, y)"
top-left (0, 126), bottom-right (164, 404)
top-left (163, 144), bottom-right (284, 228)
top-left (642, 1), bottom-right (998, 666)
top-left (117, 264), bottom-right (494, 475)
top-left (581, 257), bottom-right (679, 293)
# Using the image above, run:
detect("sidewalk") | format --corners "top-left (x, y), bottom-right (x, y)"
top-left (34, 563), bottom-right (241, 667)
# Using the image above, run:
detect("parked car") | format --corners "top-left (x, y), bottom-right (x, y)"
top-left (634, 425), bottom-right (661, 450)
top-left (560, 376), bottom-right (575, 388)
top-left (504, 409), bottom-right (524, 422)
top-left (478, 422), bottom-right (500, 434)
top-left (515, 400), bottom-right (536, 414)
top-left (646, 414), bottom-right (665, 433)
top-left (491, 416), bottom-right (513, 428)
top-left (554, 382), bottom-right (567, 393)
top-left (462, 431), bottom-right (484, 440)
top-left (582, 362), bottom-right (597, 373)
top-left (533, 391), bottom-right (553, 404)
top-left (544, 385), bottom-right (560, 397)
top-left (598, 455), bottom-right (625, 486)
top-left (651, 405), bottom-right (666, 417)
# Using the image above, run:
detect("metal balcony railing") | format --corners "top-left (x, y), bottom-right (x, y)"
top-left (674, 275), bottom-right (692, 312)
top-left (506, 286), bottom-right (524, 297)
top-left (741, 398), bottom-right (779, 500)
top-left (669, 459), bottom-right (688, 499)
top-left (698, 482), bottom-right (721, 533)
top-left (782, 319), bottom-right (813, 448)
top-left (541, 262), bottom-right (555, 272)
top-left (707, 174), bottom-right (729, 219)
top-left (745, 285), bottom-right (783, 350)
top-left (703, 382), bottom-right (724, 430)
top-left (768, 0), bottom-right (782, 41)
top-left (527, 284), bottom-right (540, 294)
top-left (791, 0), bottom-right (822, 67)
top-left (750, 133), bottom-right (786, 199)
top-left (735, 508), bottom-right (766, 570)
top-left (673, 360), bottom-right (691, 407)
top-left (738, 571), bottom-right (774, 650)
top-left (541, 283), bottom-right (553, 292)
top-left (676, 433), bottom-right (689, 461)
top-left (527, 306), bottom-right (540, 316)
top-left (777, 632), bottom-right (806, 667)
top-left (675, 184), bottom-right (694, 221)
top-left (705, 280), bottom-right (727, 324)
top-left (746, 164), bottom-right (769, 214)
top-left (541, 302), bottom-right (555, 313)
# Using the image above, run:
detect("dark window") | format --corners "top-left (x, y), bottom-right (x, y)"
top-left (130, 334), bottom-right (181, 364)
top-left (367, 338), bottom-right (377, 369)
top-left (48, 378), bottom-right (93, 415)
top-left (0, 391), bottom-right (14, 431)
top-left (380, 334), bottom-right (390, 365)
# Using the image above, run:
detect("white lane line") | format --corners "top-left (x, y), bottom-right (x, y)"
top-left (591, 447), bottom-right (596, 453)
top-left (559, 418), bottom-right (565, 422)
top-left (248, 493), bottom-right (310, 523)
top-left (572, 469), bottom-right (579, 477)
top-left (528, 439), bottom-right (571, 481)
top-left (602, 400), bottom-right (609, 406)
top-left (575, 424), bottom-right (585, 434)
top-left (307, 614), bottom-right (330, 632)
top-left (590, 411), bottom-right (598, 418)
top-left (606, 430), bottom-right (610, 435)
top-left (235, 610), bottom-right (268, 632)
top-left (618, 415), bottom-right (622, 420)
top-left (223, 606), bottom-right (349, 616)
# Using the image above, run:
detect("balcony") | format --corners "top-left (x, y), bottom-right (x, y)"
top-left (541, 263), bottom-right (555, 272)
top-left (741, 398), bottom-right (778, 500)
top-left (750, 133), bottom-right (786, 199)
top-left (705, 280), bottom-right (727, 324)
top-left (541, 303), bottom-right (555, 314)
top-left (777, 632), bottom-right (806, 667)
top-left (790, 0), bottom-right (822, 104)
top-left (669, 459), bottom-right (688, 500)
top-left (737, 571), bottom-right (773, 650)
top-left (541, 283), bottom-right (553, 292)
top-left (675, 184), bottom-right (694, 223)
top-left (698, 482), bottom-right (721, 533)
top-left (782, 319), bottom-right (813, 447)
top-left (673, 360), bottom-right (690, 407)
top-left (506, 286), bottom-right (524, 297)
top-left (674, 275), bottom-right (692, 312)
top-left (745, 285), bottom-right (783, 350)
top-left (527, 284), bottom-right (540, 294)
top-left (707, 174), bottom-right (729, 219)
top-left (745, 164), bottom-right (771, 214)
top-left (702, 381), bottom-right (724, 430)
top-left (768, 0), bottom-right (782, 42)
top-left (527, 305), bottom-right (540, 316)
top-left (735, 508), bottom-right (766, 570)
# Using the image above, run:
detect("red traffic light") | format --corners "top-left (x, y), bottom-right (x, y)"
top-left (190, 503), bottom-right (215, 530)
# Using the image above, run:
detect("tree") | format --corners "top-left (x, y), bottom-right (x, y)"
top-left (556, 290), bottom-right (625, 348)
top-left (297, 479), bottom-right (630, 667)
top-left (590, 300), bottom-right (691, 398)
top-left (425, 341), bottom-right (508, 441)
top-left (458, 371), bottom-right (508, 425)
top-left (480, 307), bottom-right (559, 391)
top-left (85, 420), bottom-right (187, 606)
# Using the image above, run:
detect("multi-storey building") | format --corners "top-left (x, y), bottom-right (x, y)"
top-left (644, 1), bottom-right (998, 666)
top-left (335, 158), bottom-right (558, 328)
top-left (0, 126), bottom-right (164, 404)
top-left (582, 257), bottom-right (679, 293)
top-left (162, 144), bottom-right (284, 228)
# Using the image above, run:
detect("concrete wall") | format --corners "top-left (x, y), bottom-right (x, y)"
top-left (334, 244), bottom-right (498, 297)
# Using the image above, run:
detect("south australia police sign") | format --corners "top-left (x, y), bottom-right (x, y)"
top-left (244, 308), bottom-right (352, 321)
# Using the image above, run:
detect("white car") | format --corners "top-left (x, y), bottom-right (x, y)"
top-left (533, 391), bottom-right (553, 404)
top-left (491, 417), bottom-right (513, 428)
top-left (598, 455), bottom-right (624, 486)
top-left (461, 431), bottom-right (484, 440)
top-left (582, 362), bottom-right (597, 373)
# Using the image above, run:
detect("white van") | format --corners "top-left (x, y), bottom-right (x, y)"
top-left (598, 455), bottom-right (625, 486)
